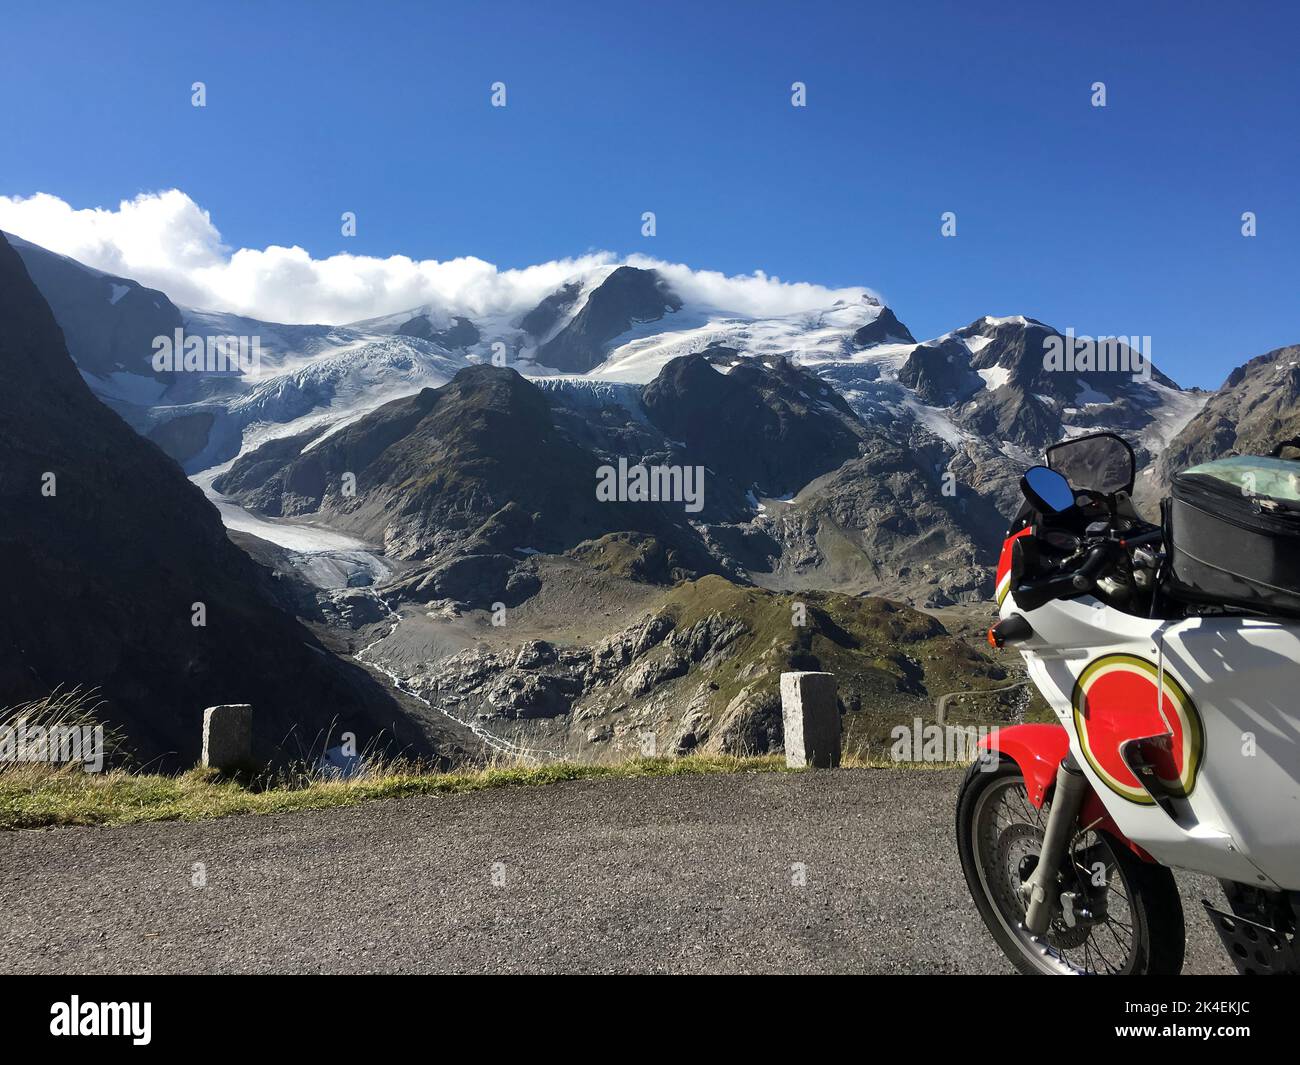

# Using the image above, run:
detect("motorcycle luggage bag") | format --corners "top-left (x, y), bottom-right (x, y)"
top-left (1163, 454), bottom-right (1300, 617)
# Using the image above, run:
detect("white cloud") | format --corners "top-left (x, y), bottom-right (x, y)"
top-left (0, 189), bottom-right (878, 325)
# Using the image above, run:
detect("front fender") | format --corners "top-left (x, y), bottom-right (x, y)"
top-left (979, 723), bottom-right (1068, 806)
top-left (978, 723), bottom-right (1153, 862)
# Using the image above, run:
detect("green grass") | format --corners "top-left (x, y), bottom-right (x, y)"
top-left (653, 575), bottom-right (1021, 749)
top-left (0, 752), bottom-right (986, 831)
top-left (0, 754), bottom-right (800, 830)
top-left (0, 684), bottom-right (989, 831)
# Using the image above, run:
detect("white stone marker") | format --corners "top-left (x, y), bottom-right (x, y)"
top-left (201, 704), bottom-right (253, 771)
top-left (780, 672), bottom-right (841, 769)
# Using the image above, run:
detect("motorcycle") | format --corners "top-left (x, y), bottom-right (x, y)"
top-left (957, 431), bottom-right (1300, 974)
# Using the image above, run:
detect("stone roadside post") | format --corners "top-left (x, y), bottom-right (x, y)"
top-left (201, 704), bottom-right (253, 771)
top-left (780, 672), bottom-right (841, 768)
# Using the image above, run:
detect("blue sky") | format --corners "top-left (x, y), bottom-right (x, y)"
top-left (1, 0), bottom-right (1296, 388)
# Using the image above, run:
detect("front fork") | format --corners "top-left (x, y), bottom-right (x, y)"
top-left (1022, 755), bottom-right (1089, 936)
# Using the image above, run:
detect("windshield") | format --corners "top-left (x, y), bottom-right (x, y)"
top-left (1045, 433), bottom-right (1135, 496)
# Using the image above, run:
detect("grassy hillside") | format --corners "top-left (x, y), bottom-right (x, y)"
top-left (656, 576), bottom-right (1022, 757)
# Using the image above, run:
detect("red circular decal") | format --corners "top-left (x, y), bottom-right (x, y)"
top-left (1072, 654), bottom-right (1203, 804)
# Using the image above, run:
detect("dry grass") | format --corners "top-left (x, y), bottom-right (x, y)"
top-left (0, 688), bottom-right (126, 773)
top-left (0, 691), bottom-right (975, 831)
top-left (0, 753), bottom-right (799, 830)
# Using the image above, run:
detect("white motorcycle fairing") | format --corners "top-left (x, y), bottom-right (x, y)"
top-left (1004, 590), bottom-right (1300, 891)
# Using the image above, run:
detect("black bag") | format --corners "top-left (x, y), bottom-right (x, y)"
top-left (1163, 452), bottom-right (1300, 617)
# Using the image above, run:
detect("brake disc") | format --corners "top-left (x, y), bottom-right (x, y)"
top-left (991, 822), bottom-right (1040, 922)
top-left (992, 822), bottom-right (1095, 949)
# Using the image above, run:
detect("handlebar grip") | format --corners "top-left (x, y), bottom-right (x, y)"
top-left (1011, 572), bottom-right (1084, 610)
top-left (1011, 543), bottom-right (1112, 610)
top-left (1077, 544), bottom-right (1112, 580)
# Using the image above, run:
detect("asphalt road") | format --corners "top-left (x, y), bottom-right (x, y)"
top-left (0, 768), bottom-right (1233, 974)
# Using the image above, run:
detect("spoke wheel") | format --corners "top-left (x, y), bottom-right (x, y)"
top-left (956, 758), bottom-right (1184, 975)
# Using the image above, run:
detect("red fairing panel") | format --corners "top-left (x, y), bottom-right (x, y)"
top-left (995, 526), bottom-right (1034, 608)
top-left (978, 723), bottom-right (1153, 861)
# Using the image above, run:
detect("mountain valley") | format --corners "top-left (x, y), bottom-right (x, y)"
top-left (6, 229), bottom-right (1286, 770)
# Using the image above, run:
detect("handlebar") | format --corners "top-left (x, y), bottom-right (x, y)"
top-left (1010, 539), bottom-right (1127, 611)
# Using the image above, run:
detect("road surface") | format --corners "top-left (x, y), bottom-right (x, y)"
top-left (0, 768), bottom-right (1233, 974)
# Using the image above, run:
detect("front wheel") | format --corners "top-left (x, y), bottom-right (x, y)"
top-left (956, 758), bottom-right (1184, 974)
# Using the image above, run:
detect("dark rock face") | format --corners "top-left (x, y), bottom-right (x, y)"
top-left (214, 364), bottom-right (692, 562)
top-left (959, 317), bottom-right (1055, 378)
top-left (388, 553), bottom-right (541, 609)
top-left (396, 313), bottom-right (480, 349)
top-left (537, 267), bottom-right (682, 372)
top-left (961, 384), bottom-right (1062, 450)
top-left (8, 232), bottom-right (183, 380)
top-left (641, 350), bottom-right (866, 496)
top-left (146, 411), bottom-right (217, 466)
top-left (0, 233), bottom-right (431, 769)
top-left (727, 441), bottom-right (1002, 606)
top-left (949, 316), bottom-right (1179, 451)
top-left (519, 280), bottom-right (583, 339)
top-left (898, 338), bottom-right (982, 405)
top-left (853, 305), bottom-right (915, 346)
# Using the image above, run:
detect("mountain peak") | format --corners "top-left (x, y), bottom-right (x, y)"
top-left (535, 266), bottom-right (682, 372)
top-left (6, 230), bottom-right (184, 380)
top-left (396, 312), bottom-right (480, 349)
top-left (853, 305), bottom-right (915, 347)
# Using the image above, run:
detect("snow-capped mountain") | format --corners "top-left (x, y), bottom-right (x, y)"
top-left (5, 231), bottom-right (183, 384)
top-left (9, 233), bottom-right (1214, 603)
top-left (13, 228), bottom-right (1289, 769)
top-left (150, 334), bottom-right (473, 472)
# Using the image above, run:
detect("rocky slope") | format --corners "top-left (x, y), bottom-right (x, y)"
top-left (6, 231), bottom-right (183, 382)
top-left (0, 233), bottom-right (450, 769)
top-left (359, 568), bottom-right (1021, 764)
top-left (640, 348), bottom-right (866, 496)
top-left (212, 362), bottom-right (723, 564)
top-left (213, 350), bottom-right (996, 607)
top-left (1140, 343), bottom-right (1300, 510)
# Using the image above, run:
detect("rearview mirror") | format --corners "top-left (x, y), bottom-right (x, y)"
top-left (1021, 465), bottom-right (1075, 515)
